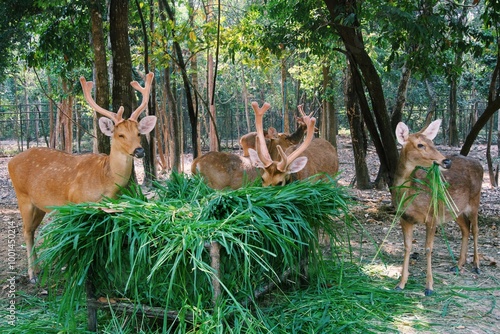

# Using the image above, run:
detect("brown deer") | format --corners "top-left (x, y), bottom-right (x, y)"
top-left (248, 102), bottom-right (338, 186)
top-left (393, 120), bottom-right (483, 296)
top-left (239, 104), bottom-right (316, 158)
top-left (191, 151), bottom-right (261, 190)
top-left (8, 72), bottom-right (157, 283)
top-left (192, 104), bottom-right (316, 190)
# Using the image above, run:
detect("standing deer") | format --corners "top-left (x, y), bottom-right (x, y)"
top-left (249, 102), bottom-right (338, 186)
top-left (192, 104), bottom-right (316, 190)
top-left (393, 120), bottom-right (483, 296)
top-left (8, 72), bottom-right (157, 283)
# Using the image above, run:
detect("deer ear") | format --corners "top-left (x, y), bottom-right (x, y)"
top-left (99, 117), bottom-right (115, 136)
top-left (287, 156), bottom-right (308, 173)
top-left (267, 127), bottom-right (278, 138)
top-left (248, 149), bottom-right (266, 168)
top-left (138, 116), bottom-right (157, 134)
top-left (421, 119), bottom-right (441, 140)
top-left (395, 122), bottom-right (409, 145)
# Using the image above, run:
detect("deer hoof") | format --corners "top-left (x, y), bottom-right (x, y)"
top-left (394, 285), bottom-right (403, 291)
top-left (29, 277), bottom-right (38, 284)
top-left (472, 267), bottom-right (480, 275)
top-left (424, 288), bottom-right (434, 296)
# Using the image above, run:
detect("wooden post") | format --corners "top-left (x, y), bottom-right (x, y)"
top-left (209, 241), bottom-right (221, 305)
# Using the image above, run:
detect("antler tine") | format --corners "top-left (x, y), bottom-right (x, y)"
top-left (251, 101), bottom-right (273, 167)
top-left (297, 104), bottom-right (315, 118)
top-left (277, 116), bottom-right (316, 171)
top-left (80, 77), bottom-right (121, 124)
top-left (130, 72), bottom-right (155, 121)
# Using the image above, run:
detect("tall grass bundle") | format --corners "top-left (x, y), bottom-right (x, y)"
top-left (37, 173), bottom-right (354, 331)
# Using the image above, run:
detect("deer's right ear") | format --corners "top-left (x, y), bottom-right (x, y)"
top-left (138, 115), bottom-right (157, 134)
top-left (395, 122), bottom-right (409, 145)
top-left (99, 117), bottom-right (115, 137)
top-left (248, 149), bottom-right (266, 168)
top-left (421, 119), bottom-right (441, 140)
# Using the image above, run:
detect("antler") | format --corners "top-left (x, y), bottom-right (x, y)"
top-left (276, 116), bottom-right (316, 172)
top-left (80, 77), bottom-right (125, 124)
top-left (251, 101), bottom-right (273, 167)
top-left (297, 104), bottom-right (315, 118)
top-left (130, 72), bottom-right (155, 121)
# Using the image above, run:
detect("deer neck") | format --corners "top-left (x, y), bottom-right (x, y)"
top-left (393, 148), bottom-right (416, 190)
top-left (108, 145), bottom-right (134, 187)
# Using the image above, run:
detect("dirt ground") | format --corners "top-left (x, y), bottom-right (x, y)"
top-left (1, 137), bottom-right (499, 332)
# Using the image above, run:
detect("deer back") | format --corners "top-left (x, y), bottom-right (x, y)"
top-left (287, 138), bottom-right (339, 182)
top-left (191, 151), bottom-right (260, 190)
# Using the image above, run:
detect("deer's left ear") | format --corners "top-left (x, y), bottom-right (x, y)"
top-left (138, 116), bottom-right (157, 134)
top-left (99, 117), bottom-right (115, 136)
top-left (287, 156), bottom-right (308, 174)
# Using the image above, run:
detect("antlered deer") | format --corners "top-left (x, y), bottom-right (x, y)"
top-left (393, 120), bottom-right (483, 296)
top-left (192, 104), bottom-right (316, 190)
top-left (239, 105), bottom-right (316, 157)
top-left (8, 72), bottom-right (157, 283)
top-left (249, 102), bottom-right (338, 186)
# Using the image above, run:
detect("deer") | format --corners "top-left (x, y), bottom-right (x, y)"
top-left (239, 104), bottom-right (317, 157)
top-left (248, 102), bottom-right (339, 186)
top-left (192, 104), bottom-right (317, 190)
top-left (8, 72), bottom-right (157, 283)
top-left (392, 119), bottom-right (483, 296)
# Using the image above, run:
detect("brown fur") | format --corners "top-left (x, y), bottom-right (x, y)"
top-left (393, 120), bottom-right (483, 295)
top-left (191, 151), bottom-right (261, 190)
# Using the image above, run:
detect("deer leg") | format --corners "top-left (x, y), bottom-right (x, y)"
top-left (424, 221), bottom-right (437, 296)
top-left (396, 219), bottom-right (414, 291)
top-left (454, 214), bottom-right (471, 273)
top-left (19, 201), bottom-right (46, 283)
top-left (456, 213), bottom-right (480, 274)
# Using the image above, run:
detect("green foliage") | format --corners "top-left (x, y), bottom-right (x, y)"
top-left (37, 173), bottom-right (354, 331)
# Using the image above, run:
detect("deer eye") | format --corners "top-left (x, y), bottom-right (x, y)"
top-left (417, 143), bottom-right (424, 149)
top-left (118, 134), bottom-right (125, 138)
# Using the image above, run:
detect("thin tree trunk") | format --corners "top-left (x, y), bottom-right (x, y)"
top-left (89, 0), bottom-right (110, 154)
top-left (390, 64), bottom-right (411, 129)
top-left (345, 62), bottom-right (370, 189)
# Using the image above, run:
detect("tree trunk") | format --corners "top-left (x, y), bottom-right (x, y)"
top-left (322, 64), bottom-right (337, 147)
top-left (390, 64), bottom-right (411, 129)
top-left (461, 44), bottom-right (500, 156)
top-left (345, 62), bottom-right (370, 189)
top-left (136, 0), bottom-right (156, 183)
top-left (448, 52), bottom-right (462, 147)
top-left (89, 0), bottom-right (110, 154)
top-left (324, 0), bottom-right (399, 188)
top-left (161, 0), bottom-right (198, 159)
top-left (109, 0), bottom-right (134, 117)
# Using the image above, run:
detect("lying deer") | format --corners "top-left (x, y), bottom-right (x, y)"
top-left (192, 104), bottom-right (317, 189)
top-left (249, 102), bottom-right (338, 186)
top-left (393, 120), bottom-right (483, 296)
top-left (8, 72), bottom-right (157, 283)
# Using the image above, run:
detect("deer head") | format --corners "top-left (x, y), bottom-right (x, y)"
top-left (248, 101), bottom-right (317, 186)
top-left (79, 72), bottom-right (157, 157)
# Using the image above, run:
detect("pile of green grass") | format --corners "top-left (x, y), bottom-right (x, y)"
top-left (37, 173), bottom-right (354, 332)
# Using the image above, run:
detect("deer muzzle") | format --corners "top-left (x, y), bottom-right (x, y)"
top-left (133, 147), bottom-right (145, 158)
top-left (441, 158), bottom-right (452, 169)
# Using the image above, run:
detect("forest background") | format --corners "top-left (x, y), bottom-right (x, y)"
top-left (0, 0), bottom-right (500, 189)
